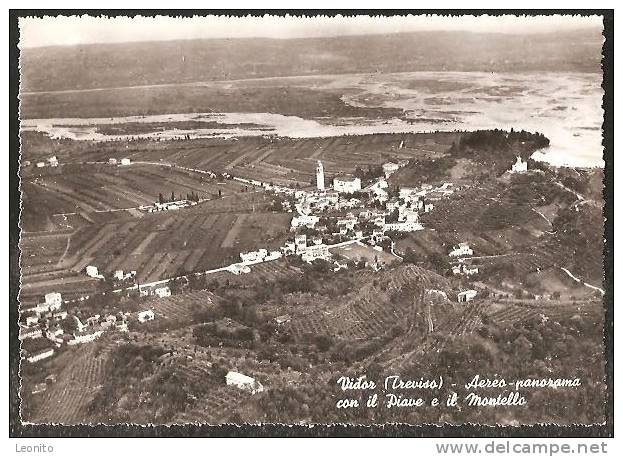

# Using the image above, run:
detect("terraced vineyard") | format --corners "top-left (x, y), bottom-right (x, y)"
top-left (287, 265), bottom-right (454, 340)
top-left (173, 386), bottom-right (252, 425)
top-left (28, 338), bottom-right (122, 424)
top-left (148, 290), bottom-right (218, 323)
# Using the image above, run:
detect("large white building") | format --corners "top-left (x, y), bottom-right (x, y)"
top-left (333, 176), bottom-right (361, 194)
top-left (511, 156), bottom-right (528, 173)
top-left (316, 160), bottom-right (325, 191)
top-left (36, 292), bottom-right (63, 314)
top-left (225, 371), bottom-right (264, 395)
top-left (85, 265), bottom-right (100, 278)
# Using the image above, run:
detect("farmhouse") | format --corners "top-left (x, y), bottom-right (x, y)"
top-left (154, 286), bottom-right (171, 298)
top-left (27, 348), bottom-right (55, 364)
top-left (457, 290), bottom-right (478, 303)
top-left (300, 243), bottom-right (331, 263)
top-left (511, 156), bottom-right (528, 173)
top-left (120, 158), bottom-right (131, 166)
top-left (85, 265), bottom-right (101, 278)
top-left (225, 371), bottom-right (264, 395)
top-left (48, 156), bottom-right (59, 167)
top-left (449, 243), bottom-right (473, 257)
top-left (452, 263), bottom-right (480, 276)
top-left (138, 310), bottom-right (156, 323)
top-left (333, 176), bottom-right (362, 194)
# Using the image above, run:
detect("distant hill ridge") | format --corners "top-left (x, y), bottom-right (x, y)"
top-left (20, 28), bottom-right (603, 92)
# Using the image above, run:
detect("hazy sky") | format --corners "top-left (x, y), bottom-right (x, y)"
top-left (19, 14), bottom-right (603, 48)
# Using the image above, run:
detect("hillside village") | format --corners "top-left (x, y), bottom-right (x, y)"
top-left (18, 147), bottom-right (592, 367)
top-left (17, 128), bottom-right (605, 425)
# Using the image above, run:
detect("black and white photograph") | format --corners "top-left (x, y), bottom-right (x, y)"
top-left (9, 10), bottom-right (613, 439)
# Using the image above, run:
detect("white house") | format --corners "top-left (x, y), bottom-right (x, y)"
top-left (154, 286), bottom-right (171, 298)
top-left (382, 162), bottom-right (400, 178)
top-left (225, 371), bottom-right (264, 395)
top-left (85, 265), bottom-right (100, 278)
top-left (333, 176), bottom-right (362, 194)
top-left (36, 162), bottom-right (45, 168)
top-left (26, 315), bottom-right (39, 326)
top-left (48, 156), bottom-right (59, 167)
top-left (108, 158), bottom-right (118, 165)
top-left (449, 243), bottom-right (473, 257)
top-left (301, 243), bottom-right (331, 263)
top-left (457, 290), bottom-right (478, 303)
top-left (138, 310), bottom-right (155, 323)
top-left (511, 156), bottom-right (528, 173)
top-left (291, 214), bottom-right (319, 230)
top-left (27, 348), bottom-right (55, 363)
top-left (240, 249), bottom-right (268, 264)
top-left (281, 241), bottom-right (296, 256)
top-left (114, 270), bottom-right (125, 280)
top-left (295, 234), bottom-right (307, 252)
top-left (120, 158), bottom-right (131, 166)
top-left (36, 292), bottom-right (62, 314)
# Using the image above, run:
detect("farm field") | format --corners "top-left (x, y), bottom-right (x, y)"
top-left (20, 131), bottom-right (457, 189)
top-left (20, 163), bottom-right (249, 225)
top-left (284, 264), bottom-right (455, 341)
top-left (20, 206), bottom-right (292, 293)
top-left (22, 336), bottom-right (125, 424)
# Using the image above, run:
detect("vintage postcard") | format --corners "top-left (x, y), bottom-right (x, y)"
top-left (10, 12), bottom-right (612, 435)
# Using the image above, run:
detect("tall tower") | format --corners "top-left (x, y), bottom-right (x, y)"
top-left (316, 160), bottom-right (325, 191)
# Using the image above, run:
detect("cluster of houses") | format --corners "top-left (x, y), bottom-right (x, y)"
top-left (19, 292), bottom-right (131, 364)
top-left (85, 266), bottom-right (137, 284)
top-left (28, 156), bottom-right (59, 169)
top-left (448, 242), bottom-right (480, 278)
